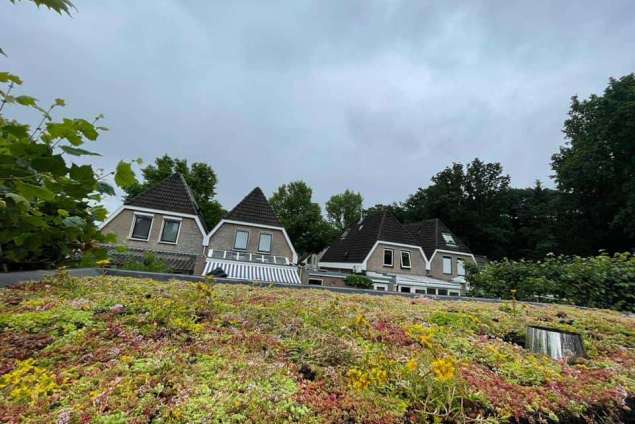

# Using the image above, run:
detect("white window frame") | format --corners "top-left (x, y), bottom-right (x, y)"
top-left (373, 283), bottom-right (388, 291)
top-left (128, 212), bottom-right (154, 241)
top-left (383, 248), bottom-right (394, 267)
top-left (426, 287), bottom-right (437, 295)
top-left (457, 258), bottom-right (465, 276)
top-left (234, 230), bottom-right (249, 250)
top-left (400, 250), bottom-right (411, 269)
top-left (399, 286), bottom-right (411, 293)
top-left (442, 232), bottom-right (457, 246)
top-left (258, 232), bottom-right (272, 253)
top-left (442, 256), bottom-right (452, 275)
top-left (158, 216), bottom-right (182, 245)
top-left (449, 291), bottom-right (460, 296)
top-left (307, 278), bottom-right (323, 286)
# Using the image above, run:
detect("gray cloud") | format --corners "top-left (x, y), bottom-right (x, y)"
top-left (1, 0), bottom-right (634, 214)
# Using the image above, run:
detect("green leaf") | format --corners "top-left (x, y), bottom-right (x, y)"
top-left (62, 216), bottom-right (86, 228)
top-left (60, 145), bottom-right (101, 156)
top-left (0, 72), bottom-right (22, 85)
top-left (69, 164), bottom-right (95, 184)
top-left (54, 98), bottom-right (65, 107)
top-left (76, 119), bottom-right (99, 141)
top-left (15, 95), bottom-right (38, 107)
top-left (15, 181), bottom-right (56, 201)
top-left (57, 208), bottom-right (69, 217)
top-left (114, 161), bottom-right (136, 189)
top-left (31, 155), bottom-right (67, 176)
top-left (5, 193), bottom-right (29, 208)
top-left (97, 181), bottom-right (116, 196)
top-left (0, 199), bottom-right (6, 208)
top-left (91, 205), bottom-right (108, 221)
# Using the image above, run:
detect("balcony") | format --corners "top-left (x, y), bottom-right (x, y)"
top-left (207, 249), bottom-right (291, 266)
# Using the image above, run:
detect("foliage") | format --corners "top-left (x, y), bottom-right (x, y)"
top-left (325, 189), bottom-right (363, 233)
top-left (1, 275), bottom-right (633, 422)
top-left (123, 154), bottom-right (224, 229)
top-left (552, 73), bottom-right (635, 255)
top-left (401, 159), bottom-right (513, 259)
top-left (468, 252), bottom-right (635, 311)
top-left (343, 274), bottom-right (372, 289)
top-left (270, 181), bottom-right (337, 255)
top-left (120, 251), bottom-right (172, 273)
top-left (9, 0), bottom-right (74, 15)
top-left (0, 73), bottom-right (138, 271)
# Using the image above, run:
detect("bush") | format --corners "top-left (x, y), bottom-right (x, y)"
top-left (344, 274), bottom-right (373, 289)
top-left (467, 252), bottom-right (635, 311)
top-left (121, 252), bottom-right (172, 273)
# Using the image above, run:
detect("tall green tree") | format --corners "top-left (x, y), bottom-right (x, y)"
top-left (325, 189), bottom-right (363, 232)
top-left (269, 181), bottom-right (336, 255)
top-left (0, 73), bottom-right (138, 271)
top-left (552, 74), bottom-right (635, 254)
top-left (124, 155), bottom-right (224, 229)
top-left (402, 159), bottom-right (512, 259)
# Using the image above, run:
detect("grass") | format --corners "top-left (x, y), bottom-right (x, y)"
top-left (0, 272), bottom-right (633, 423)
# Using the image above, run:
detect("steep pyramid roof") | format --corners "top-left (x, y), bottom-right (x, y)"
top-left (321, 210), bottom-right (420, 263)
top-left (125, 173), bottom-right (206, 230)
top-left (225, 187), bottom-right (282, 227)
top-left (404, 218), bottom-right (471, 258)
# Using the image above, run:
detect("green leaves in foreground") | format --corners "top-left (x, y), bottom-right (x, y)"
top-left (0, 72), bottom-right (137, 270)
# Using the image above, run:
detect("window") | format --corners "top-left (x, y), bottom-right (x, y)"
top-left (457, 258), bottom-right (465, 276)
top-left (234, 230), bottom-right (249, 250)
top-left (415, 289), bottom-right (426, 294)
top-left (160, 218), bottom-right (181, 244)
top-left (442, 232), bottom-right (457, 246)
top-left (426, 287), bottom-right (437, 295)
top-left (130, 214), bottom-right (153, 240)
top-left (449, 291), bottom-right (460, 296)
top-left (438, 288), bottom-right (448, 296)
top-left (383, 249), bottom-right (394, 267)
top-left (400, 286), bottom-right (411, 293)
top-left (258, 233), bottom-right (272, 253)
top-left (308, 279), bottom-right (323, 286)
top-left (442, 256), bottom-right (452, 274)
top-left (374, 284), bottom-right (387, 291)
top-left (400, 251), bottom-right (411, 269)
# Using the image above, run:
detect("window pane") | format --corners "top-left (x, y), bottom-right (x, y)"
top-left (131, 215), bottom-right (152, 239)
top-left (438, 289), bottom-right (448, 296)
top-left (426, 288), bottom-right (436, 295)
top-left (442, 257), bottom-right (452, 274)
top-left (442, 233), bottom-right (457, 246)
top-left (308, 279), bottom-right (322, 286)
top-left (160, 220), bottom-right (180, 243)
top-left (234, 231), bottom-right (249, 249)
top-left (258, 233), bottom-right (272, 252)
top-left (383, 249), bottom-right (393, 266)
top-left (375, 286), bottom-right (386, 291)
top-left (401, 251), bottom-right (411, 268)
top-left (400, 286), bottom-right (411, 293)
top-left (457, 259), bottom-right (465, 276)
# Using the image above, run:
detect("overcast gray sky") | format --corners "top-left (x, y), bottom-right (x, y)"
top-left (2, 1), bottom-right (634, 213)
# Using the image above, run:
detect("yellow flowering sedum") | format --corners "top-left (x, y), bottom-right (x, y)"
top-left (431, 358), bottom-right (456, 383)
top-left (0, 359), bottom-right (58, 404)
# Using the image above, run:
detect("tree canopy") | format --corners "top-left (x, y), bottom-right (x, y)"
top-left (270, 181), bottom-right (336, 255)
top-left (325, 189), bottom-right (363, 233)
top-left (124, 155), bottom-right (224, 229)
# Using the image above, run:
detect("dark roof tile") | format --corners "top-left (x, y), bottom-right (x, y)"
top-left (405, 218), bottom-right (471, 258)
top-left (225, 187), bottom-right (281, 227)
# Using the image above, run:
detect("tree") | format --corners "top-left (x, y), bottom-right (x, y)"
top-left (552, 74), bottom-right (635, 254)
top-left (124, 155), bottom-right (224, 229)
top-left (402, 159), bottom-right (512, 259)
top-left (326, 190), bottom-right (363, 233)
top-left (0, 72), bottom-right (138, 271)
top-left (269, 181), bottom-right (336, 255)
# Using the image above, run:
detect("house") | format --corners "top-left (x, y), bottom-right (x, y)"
top-left (201, 187), bottom-right (301, 284)
top-left (309, 212), bottom-right (476, 295)
top-left (99, 173), bottom-right (208, 274)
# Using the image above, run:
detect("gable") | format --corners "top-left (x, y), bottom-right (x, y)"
top-left (225, 187), bottom-right (281, 227)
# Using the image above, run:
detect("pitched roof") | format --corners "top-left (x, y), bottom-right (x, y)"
top-left (321, 210), bottom-right (420, 263)
top-left (124, 173), bottom-right (207, 230)
top-left (224, 187), bottom-right (282, 227)
top-left (404, 218), bottom-right (471, 258)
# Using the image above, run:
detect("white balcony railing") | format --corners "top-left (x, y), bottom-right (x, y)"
top-left (207, 249), bottom-right (290, 265)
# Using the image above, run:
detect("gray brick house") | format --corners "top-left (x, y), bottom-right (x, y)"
top-left (99, 173), bottom-right (207, 274)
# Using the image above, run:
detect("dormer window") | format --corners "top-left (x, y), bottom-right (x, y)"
top-left (442, 232), bottom-right (457, 246)
top-left (234, 230), bottom-right (249, 250)
top-left (383, 249), bottom-right (394, 267)
top-left (400, 251), bottom-right (411, 269)
top-left (160, 217), bottom-right (181, 244)
top-left (130, 213), bottom-right (153, 241)
top-left (258, 233), bottom-right (272, 253)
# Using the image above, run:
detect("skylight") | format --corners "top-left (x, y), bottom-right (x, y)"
top-left (442, 232), bottom-right (457, 246)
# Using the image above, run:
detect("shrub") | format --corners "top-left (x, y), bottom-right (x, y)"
top-left (467, 252), bottom-right (635, 311)
top-left (121, 251), bottom-right (172, 273)
top-left (344, 274), bottom-right (372, 289)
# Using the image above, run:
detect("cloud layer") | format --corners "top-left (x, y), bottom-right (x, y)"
top-left (2, 0), bottom-right (634, 212)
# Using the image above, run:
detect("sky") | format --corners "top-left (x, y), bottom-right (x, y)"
top-left (2, 1), bottom-right (634, 214)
